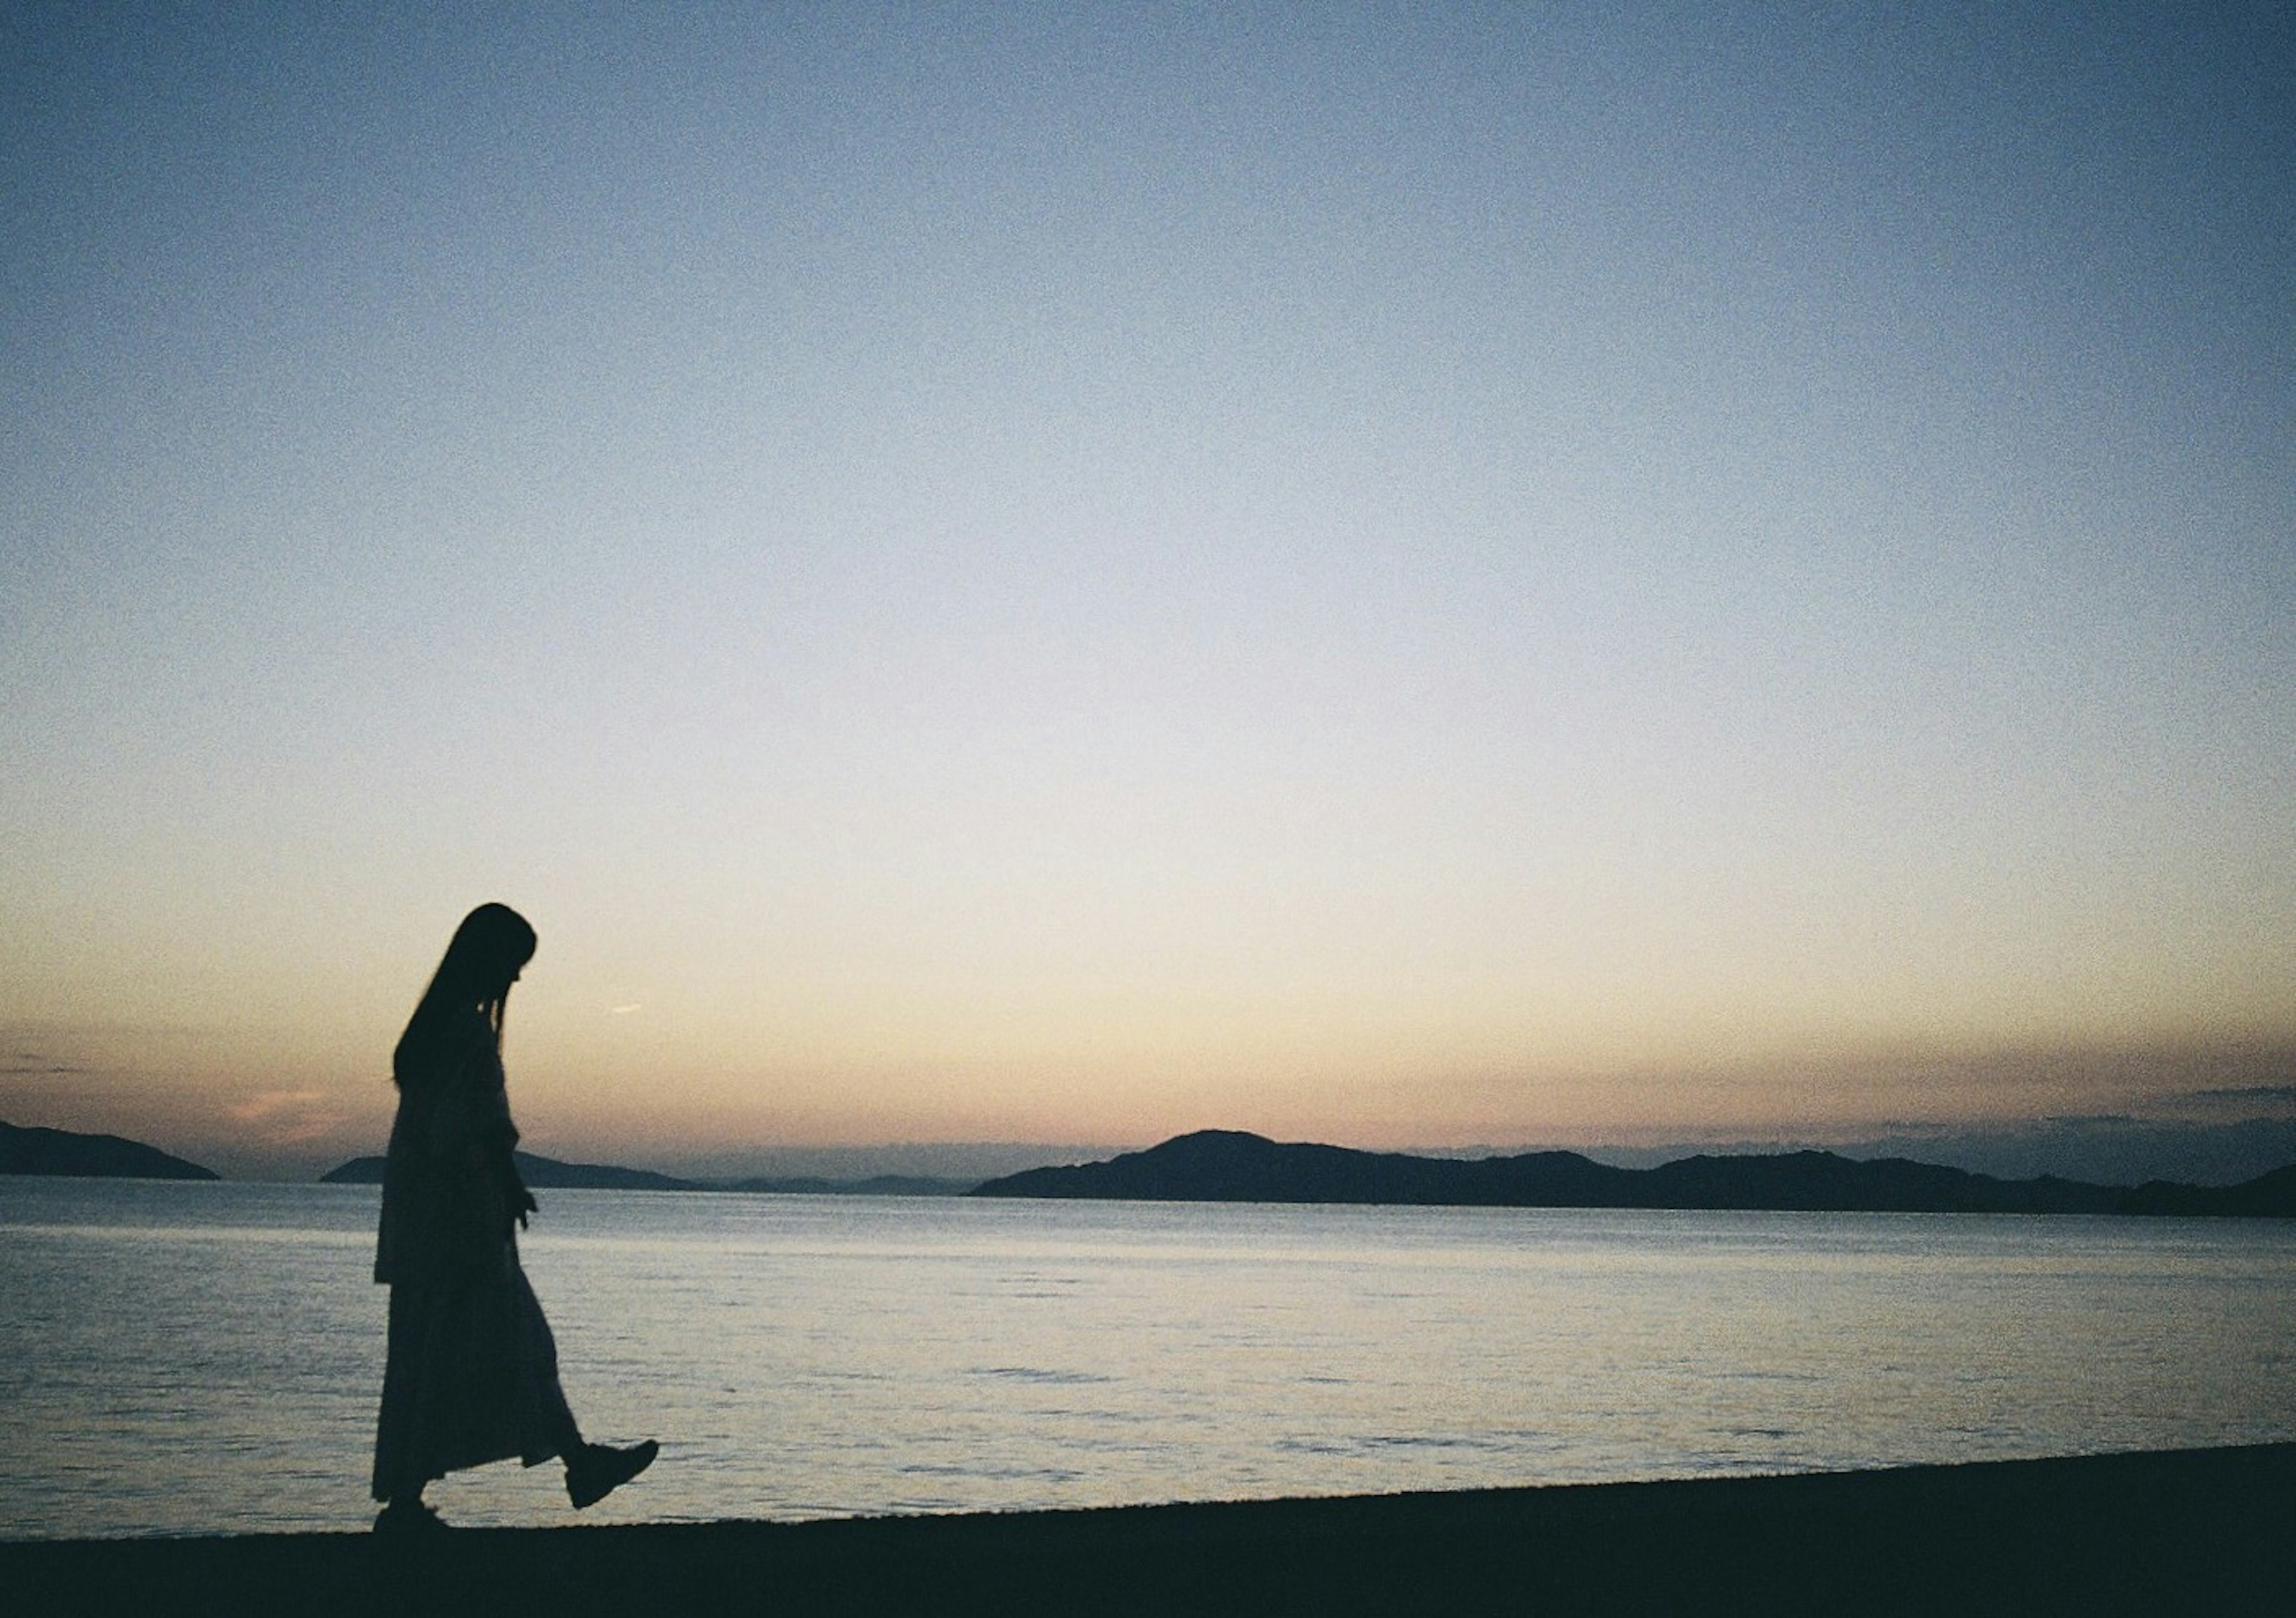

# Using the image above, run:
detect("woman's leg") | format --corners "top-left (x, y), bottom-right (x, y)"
top-left (373, 1286), bottom-right (450, 1531)
top-left (505, 1258), bottom-right (583, 1466)
top-left (371, 1285), bottom-right (429, 1505)
top-left (503, 1254), bottom-right (661, 1507)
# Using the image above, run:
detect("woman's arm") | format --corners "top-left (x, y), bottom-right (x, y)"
top-left (495, 1147), bottom-right (538, 1231)
top-left (423, 1016), bottom-right (534, 1239)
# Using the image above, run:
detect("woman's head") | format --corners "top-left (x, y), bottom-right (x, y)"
top-left (435, 902), bottom-right (538, 1003)
top-left (394, 903), bottom-right (537, 1086)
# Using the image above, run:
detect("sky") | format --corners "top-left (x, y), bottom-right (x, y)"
top-left (3, 3), bottom-right (2292, 1181)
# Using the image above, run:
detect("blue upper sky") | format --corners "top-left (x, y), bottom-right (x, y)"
top-left (2, 3), bottom-right (2290, 1175)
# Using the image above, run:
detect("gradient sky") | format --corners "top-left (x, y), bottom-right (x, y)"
top-left (4, 3), bottom-right (2292, 1178)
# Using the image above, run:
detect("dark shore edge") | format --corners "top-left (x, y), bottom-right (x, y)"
top-left (7, 1445), bottom-right (2292, 1616)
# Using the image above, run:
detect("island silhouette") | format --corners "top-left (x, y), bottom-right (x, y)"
top-left (968, 1128), bottom-right (2296, 1217)
top-left (322, 1152), bottom-right (970, 1197)
top-left (325, 1150), bottom-right (698, 1193)
top-left (0, 1118), bottom-right (218, 1180)
top-left (11, 1117), bottom-right (2294, 1216)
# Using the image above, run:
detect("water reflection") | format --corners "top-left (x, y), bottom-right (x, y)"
top-left (2, 1179), bottom-right (2292, 1537)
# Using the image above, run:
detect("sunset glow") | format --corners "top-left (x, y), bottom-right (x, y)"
top-left (4, 5), bottom-right (2290, 1179)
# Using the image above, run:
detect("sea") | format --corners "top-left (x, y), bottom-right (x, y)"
top-left (2, 1176), bottom-right (2292, 1540)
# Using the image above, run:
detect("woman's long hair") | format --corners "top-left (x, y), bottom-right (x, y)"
top-left (393, 903), bottom-right (538, 1089)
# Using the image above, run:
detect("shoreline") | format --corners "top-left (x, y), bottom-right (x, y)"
top-left (5, 1443), bottom-right (2292, 1615)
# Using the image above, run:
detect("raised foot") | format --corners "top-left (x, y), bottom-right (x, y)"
top-left (566, 1439), bottom-right (660, 1509)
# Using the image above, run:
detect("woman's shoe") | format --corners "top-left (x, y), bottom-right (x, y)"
top-left (566, 1439), bottom-right (660, 1509)
top-left (373, 1498), bottom-right (448, 1534)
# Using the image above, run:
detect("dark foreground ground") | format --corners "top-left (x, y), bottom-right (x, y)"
top-left (6, 1444), bottom-right (2292, 1617)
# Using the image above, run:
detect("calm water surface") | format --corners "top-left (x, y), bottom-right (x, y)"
top-left (2, 1177), bottom-right (2292, 1538)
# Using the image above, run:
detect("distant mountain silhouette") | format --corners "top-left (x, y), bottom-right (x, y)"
top-left (2115, 1162), bottom-right (2296, 1217)
top-left (0, 1118), bottom-right (219, 1180)
top-left (322, 1150), bottom-right (700, 1192)
top-left (717, 1174), bottom-right (977, 1196)
top-left (320, 1152), bottom-right (975, 1196)
top-left (970, 1130), bottom-right (2296, 1217)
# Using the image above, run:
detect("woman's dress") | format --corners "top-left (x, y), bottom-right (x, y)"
top-left (371, 1013), bottom-right (579, 1502)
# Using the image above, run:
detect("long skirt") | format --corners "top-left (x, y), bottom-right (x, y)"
top-left (371, 1246), bottom-right (581, 1502)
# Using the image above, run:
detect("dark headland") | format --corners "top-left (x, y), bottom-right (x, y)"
top-left (4, 1445), bottom-right (2291, 1616)
top-left (972, 1128), bottom-right (2296, 1216)
top-left (0, 1118), bottom-right (217, 1180)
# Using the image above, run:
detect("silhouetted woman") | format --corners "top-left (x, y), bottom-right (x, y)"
top-left (371, 902), bottom-right (657, 1531)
